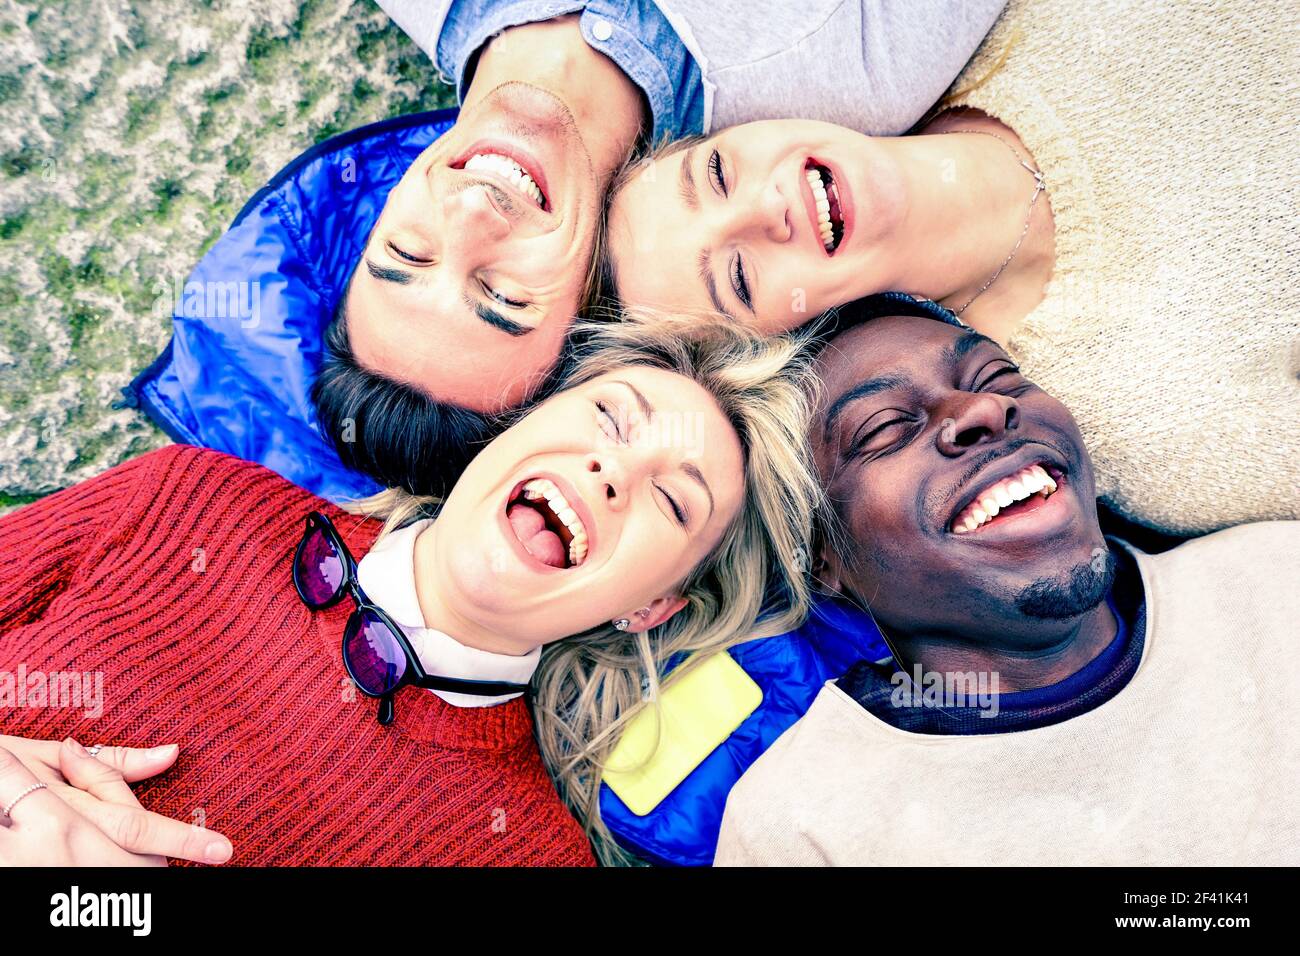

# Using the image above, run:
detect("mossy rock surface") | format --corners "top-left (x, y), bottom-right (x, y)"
top-left (0, 0), bottom-right (454, 502)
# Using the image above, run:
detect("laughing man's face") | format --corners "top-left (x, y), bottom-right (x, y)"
top-left (811, 316), bottom-right (1110, 638)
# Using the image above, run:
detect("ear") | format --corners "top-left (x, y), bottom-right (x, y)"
top-left (813, 540), bottom-right (846, 597)
top-left (622, 595), bottom-right (688, 633)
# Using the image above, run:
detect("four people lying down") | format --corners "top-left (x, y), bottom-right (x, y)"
top-left (4, 0), bottom-right (1299, 866)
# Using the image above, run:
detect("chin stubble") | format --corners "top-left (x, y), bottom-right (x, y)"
top-left (1014, 548), bottom-right (1115, 620)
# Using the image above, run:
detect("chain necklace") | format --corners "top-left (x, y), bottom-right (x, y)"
top-left (939, 128), bottom-right (1047, 315)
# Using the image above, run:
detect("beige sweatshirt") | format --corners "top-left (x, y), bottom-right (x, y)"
top-left (943, 0), bottom-right (1300, 534)
top-left (715, 522), bottom-right (1300, 866)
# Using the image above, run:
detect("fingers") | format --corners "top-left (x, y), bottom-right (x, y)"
top-left (58, 739), bottom-right (231, 864)
top-left (85, 741), bottom-right (181, 783)
top-left (75, 797), bottom-right (234, 865)
top-left (0, 745), bottom-right (64, 827)
top-left (57, 738), bottom-right (141, 808)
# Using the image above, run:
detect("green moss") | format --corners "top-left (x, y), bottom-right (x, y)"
top-left (0, 73), bottom-right (22, 105)
top-left (0, 144), bottom-right (40, 178)
top-left (151, 177), bottom-right (184, 218)
top-left (0, 492), bottom-right (43, 509)
top-left (66, 304), bottom-right (101, 350)
top-left (123, 87), bottom-right (165, 141)
top-left (0, 212), bottom-right (27, 240)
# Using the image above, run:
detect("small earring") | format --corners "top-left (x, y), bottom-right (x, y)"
top-left (613, 618), bottom-right (630, 631)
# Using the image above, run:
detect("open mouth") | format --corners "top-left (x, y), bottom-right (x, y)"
top-left (453, 147), bottom-right (549, 210)
top-left (949, 461), bottom-right (1066, 535)
top-left (804, 160), bottom-right (844, 255)
top-left (505, 478), bottom-right (588, 569)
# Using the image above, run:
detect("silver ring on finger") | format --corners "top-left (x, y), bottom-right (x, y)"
top-left (2, 782), bottom-right (48, 820)
top-left (86, 745), bottom-right (103, 759)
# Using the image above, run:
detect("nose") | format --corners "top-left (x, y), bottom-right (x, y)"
top-left (935, 392), bottom-right (1021, 457)
top-left (722, 178), bottom-right (792, 245)
top-left (585, 450), bottom-right (628, 511)
top-left (443, 184), bottom-right (511, 243)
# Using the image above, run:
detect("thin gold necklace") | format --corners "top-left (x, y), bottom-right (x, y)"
top-left (940, 128), bottom-right (1047, 315)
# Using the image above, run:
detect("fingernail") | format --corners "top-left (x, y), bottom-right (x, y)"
top-left (66, 738), bottom-right (89, 757)
top-left (148, 745), bottom-right (178, 759)
top-left (205, 840), bottom-right (233, 864)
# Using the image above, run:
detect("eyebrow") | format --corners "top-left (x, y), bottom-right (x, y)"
top-left (681, 461), bottom-right (715, 518)
top-left (612, 379), bottom-right (716, 519)
top-left (365, 258), bottom-right (531, 337)
top-left (679, 146), bottom-right (699, 210)
top-left (821, 331), bottom-right (1010, 441)
top-left (365, 259), bottom-right (413, 285)
top-left (943, 330), bottom-right (1003, 366)
top-left (612, 378), bottom-right (655, 419)
top-left (697, 249), bottom-right (736, 321)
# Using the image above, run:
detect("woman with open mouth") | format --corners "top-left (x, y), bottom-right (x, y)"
top-left (601, 0), bottom-right (1298, 538)
top-left (0, 312), bottom-right (817, 867)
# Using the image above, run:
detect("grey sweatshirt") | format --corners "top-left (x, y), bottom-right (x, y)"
top-left (376, 0), bottom-right (1007, 135)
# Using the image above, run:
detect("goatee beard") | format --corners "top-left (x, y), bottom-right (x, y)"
top-left (1015, 549), bottom-right (1115, 620)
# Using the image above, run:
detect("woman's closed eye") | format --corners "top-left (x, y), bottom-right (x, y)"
top-left (481, 279), bottom-right (528, 310)
top-left (655, 482), bottom-right (688, 529)
top-left (708, 148), bottom-right (728, 197)
top-left (730, 252), bottom-right (753, 310)
top-left (595, 400), bottom-right (626, 443)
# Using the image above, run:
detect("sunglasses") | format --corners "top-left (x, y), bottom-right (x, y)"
top-left (292, 511), bottom-right (529, 725)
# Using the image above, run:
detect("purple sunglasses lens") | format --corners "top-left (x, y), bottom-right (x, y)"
top-left (344, 610), bottom-right (407, 696)
top-left (296, 524), bottom-right (345, 606)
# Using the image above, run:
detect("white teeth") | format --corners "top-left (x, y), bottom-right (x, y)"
top-left (951, 464), bottom-right (1062, 534)
top-left (805, 168), bottom-right (836, 251)
top-left (519, 479), bottom-right (589, 565)
top-left (464, 152), bottom-right (545, 207)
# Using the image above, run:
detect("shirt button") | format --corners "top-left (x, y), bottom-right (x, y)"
top-left (591, 19), bottom-right (613, 42)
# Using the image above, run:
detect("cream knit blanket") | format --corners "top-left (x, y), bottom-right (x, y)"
top-left (945, 0), bottom-right (1299, 534)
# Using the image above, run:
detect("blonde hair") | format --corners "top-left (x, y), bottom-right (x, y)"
top-left (347, 310), bottom-right (820, 865)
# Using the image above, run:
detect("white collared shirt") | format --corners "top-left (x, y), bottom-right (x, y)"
top-left (355, 519), bottom-right (539, 708)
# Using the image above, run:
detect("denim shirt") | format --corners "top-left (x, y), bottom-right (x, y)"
top-left (435, 0), bottom-right (704, 143)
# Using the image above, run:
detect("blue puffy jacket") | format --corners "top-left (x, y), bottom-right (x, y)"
top-left (126, 112), bottom-right (891, 866)
top-left (127, 108), bottom-right (458, 503)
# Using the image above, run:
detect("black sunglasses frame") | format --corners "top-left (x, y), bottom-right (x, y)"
top-left (291, 511), bottom-right (529, 725)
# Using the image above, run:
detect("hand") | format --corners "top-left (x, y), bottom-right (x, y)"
top-left (0, 735), bottom-right (232, 865)
top-left (0, 744), bottom-right (169, 865)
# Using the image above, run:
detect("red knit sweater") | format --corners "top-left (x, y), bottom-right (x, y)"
top-left (0, 446), bottom-right (594, 866)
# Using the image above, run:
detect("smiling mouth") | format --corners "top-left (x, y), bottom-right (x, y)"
top-left (505, 478), bottom-right (589, 569)
top-left (457, 151), bottom-right (549, 210)
top-left (949, 461), bottom-right (1066, 535)
top-left (804, 161), bottom-right (844, 254)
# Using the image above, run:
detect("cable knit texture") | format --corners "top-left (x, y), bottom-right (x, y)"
top-left (946, 0), bottom-right (1300, 534)
top-left (0, 445), bottom-right (594, 867)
